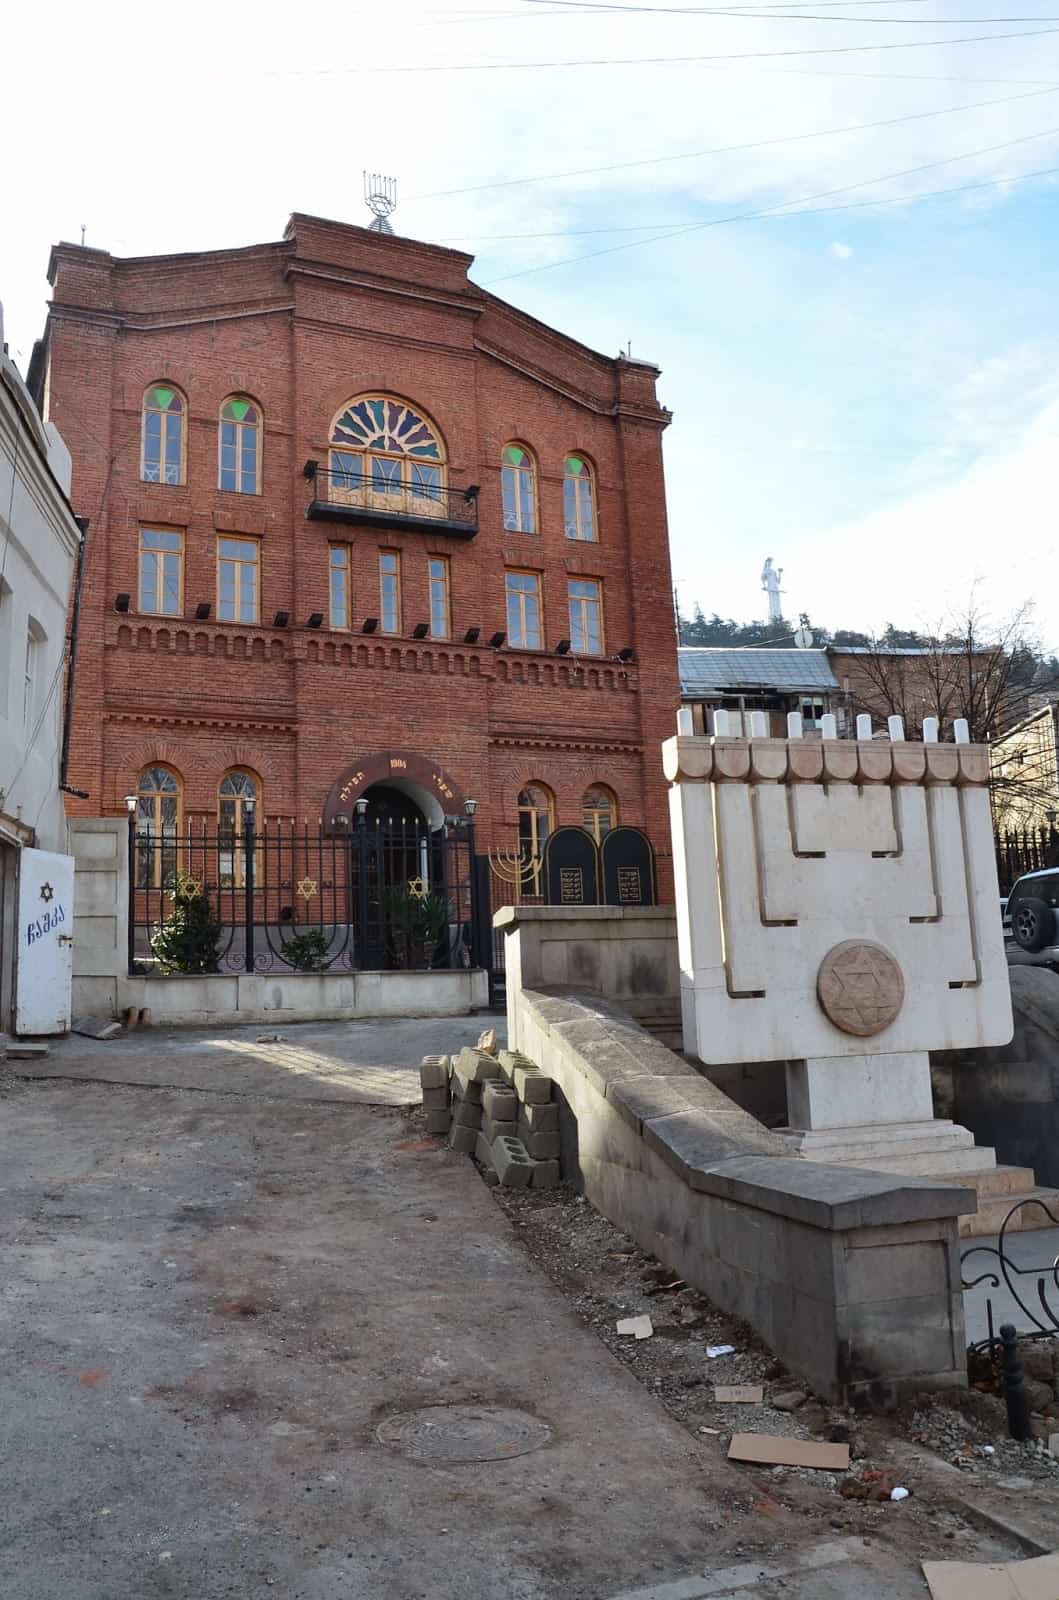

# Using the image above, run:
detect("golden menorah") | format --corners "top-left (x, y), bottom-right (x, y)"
top-left (487, 846), bottom-right (541, 891)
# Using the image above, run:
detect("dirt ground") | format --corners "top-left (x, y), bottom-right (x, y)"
top-left (1, 1022), bottom-right (1056, 1599)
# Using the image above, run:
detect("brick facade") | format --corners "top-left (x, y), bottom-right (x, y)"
top-left (39, 213), bottom-right (679, 894)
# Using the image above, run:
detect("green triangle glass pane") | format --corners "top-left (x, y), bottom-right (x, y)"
top-left (566, 456), bottom-right (584, 475)
top-left (151, 386), bottom-right (175, 410)
top-left (228, 398), bottom-right (250, 422)
top-left (504, 445), bottom-right (524, 466)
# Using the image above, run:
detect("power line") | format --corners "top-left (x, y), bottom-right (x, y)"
top-left (412, 82), bottom-right (1058, 199)
top-left (483, 116), bottom-right (1059, 281)
top-left (264, 23), bottom-right (1059, 73)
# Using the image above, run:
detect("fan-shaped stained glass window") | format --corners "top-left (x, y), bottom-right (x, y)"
top-left (328, 396), bottom-right (445, 515)
top-left (219, 396), bottom-right (261, 494)
top-left (136, 765), bottom-right (182, 887)
top-left (501, 443), bottom-right (536, 534)
top-left (142, 384), bottom-right (186, 485)
top-left (563, 454), bottom-right (596, 542)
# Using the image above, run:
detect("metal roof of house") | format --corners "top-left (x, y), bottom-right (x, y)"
top-left (679, 647), bottom-right (839, 697)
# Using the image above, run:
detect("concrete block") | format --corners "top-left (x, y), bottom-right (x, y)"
top-left (498, 1048), bottom-right (535, 1076)
top-left (425, 1108), bottom-right (452, 1134)
top-left (475, 1131), bottom-right (497, 1167)
top-left (514, 1065), bottom-right (552, 1104)
top-left (482, 1115), bottom-right (517, 1145)
top-left (452, 1099), bottom-right (483, 1130)
top-left (483, 1081), bottom-right (518, 1119)
top-left (519, 1099), bottom-right (558, 1133)
top-left (419, 1054), bottom-right (450, 1090)
top-left (518, 1123), bottom-right (560, 1161)
top-left (422, 1085), bottom-right (450, 1112)
top-left (448, 1123), bottom-right (477, 1155)
top-left (531, 1158), bottom-right (560, 1189)
top-left (494, 1136), bottom-right (534, 1188)
top-left (454, 1046), bottom-right (502, 1084)
top-left (451, 1065), bottom-right (484, 1103)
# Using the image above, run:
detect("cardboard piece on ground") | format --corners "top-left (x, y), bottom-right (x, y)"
top-left (714, 1385), bottom-right (765, 1403)
top-left (728, 1433), bottom-right (849, 1471)
top-left (922, 1555), bottom-right (1059, 1600)
top-left (616, 1315), bottom-right (653, 1340)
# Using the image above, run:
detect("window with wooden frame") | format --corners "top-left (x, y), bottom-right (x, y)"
top-left (329, 396), bottom-right (446, 517)
top-left (142, 384), bottom-right (186, 485)
top-left (379, 550), bottom-right (401, 634)
top-left (568, 577), bottom-right (603, 656)
top-left (501, 443), bottom-right (537, 533)
top-left (219, 396), bottom-right (261, 494)
top-left (562, 454), bottom-right (596, 542)
top-left (217, 537), bottom-right (259, 624)
top-left (139, 528), bottom-right (184, 616)
top-left (582, 785), bottom-right (618, 844)
top-left (218, 769), bottom-right (261, 888)
top-left (505, 570), bottom-right (542, 651)
top-left (135, 765), bottom-right (182, 889)
top-left (329, 545), bottom-right (351, 629)
top-left (518, 783), bottom-right (554, 895)
top-left (428, 556), bottom-right (451, 640)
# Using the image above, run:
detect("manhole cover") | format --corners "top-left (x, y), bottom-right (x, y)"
top-left (376, 1404), bottom-right (551, 1463)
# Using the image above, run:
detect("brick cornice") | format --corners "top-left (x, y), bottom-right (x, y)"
top-left (105, 710), bottom-right (296, 734)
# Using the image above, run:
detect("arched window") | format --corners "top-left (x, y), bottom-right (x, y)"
top-left (135, 765), bottom-right (181, 888)
top-left (142, 384), bottom-right (186, 485)
top-left (562, 454), bottom-right (596, 542)
top-left (219, 396), bottom-right (261, 494)
top-left (218, 770), bottom-right (261, 888)
top-left (518, 783), bottom-right (554, 895)
top-left (501, 444), bottom-right (536, 534)
top-left (329, 395), bottom-right (445, 517)
top-left (582, 785), bottom-right (617, 845)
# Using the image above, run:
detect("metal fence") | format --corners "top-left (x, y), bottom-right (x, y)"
top-left (995, 826), bottom-right (1059, 895)
top-left (128, 813), bottom-right (478, 976)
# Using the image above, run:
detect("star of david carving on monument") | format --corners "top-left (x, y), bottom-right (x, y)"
top-left (816, 940), bottom-right (905, 1038)
top-left (39, 883), bottom-right (54, 903)
top-left (295, 877), bottom-right (318, 902)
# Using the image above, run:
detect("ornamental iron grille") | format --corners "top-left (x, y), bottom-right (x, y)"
top-left (960, 1197), bottom-right (1059, 1353)
top-left (128, 813), bottom-right (477, 977)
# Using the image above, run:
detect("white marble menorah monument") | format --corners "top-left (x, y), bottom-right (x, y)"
top-left (663, 709), bottom-right (1013, 1175)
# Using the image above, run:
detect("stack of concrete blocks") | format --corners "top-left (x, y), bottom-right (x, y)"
top-left (420, 1054), bottom-right (452, 1135)
top-left (441, 1045), bottom-right (559, 1188)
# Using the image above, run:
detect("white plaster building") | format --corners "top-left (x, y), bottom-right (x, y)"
top-left (0, 302), bottom-right (83, 1032)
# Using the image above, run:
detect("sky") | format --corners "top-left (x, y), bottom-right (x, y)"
top-left (4, 0), bottom-right (1059, 647)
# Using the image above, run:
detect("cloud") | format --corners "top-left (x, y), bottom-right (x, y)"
top-left (829, 241), bottom-right (854, 259)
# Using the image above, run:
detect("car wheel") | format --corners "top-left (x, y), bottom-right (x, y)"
top-left (1012, 896), bottom-right (1056, 953)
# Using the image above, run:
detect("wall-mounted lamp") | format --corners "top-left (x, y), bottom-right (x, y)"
top-left (464, 797), bottom-right (479, 817)
top-left (306, 612), bottom-right (324, 629)
top-left (616, 647), bottom-right (634, 663)
top-left (124, 793), bottom-right (138, 814)
top-left (463, 484), bottom-right (481, 503)
top-left (489, 631), bottom-right (506, 649)
top-left (463, 627), bottom-right (480, 644)
top-left (195, 601), bottom-right (211, 620)
top-left (273, 610), bottom-right (290, 628)
top-left (354, 797), bottom-right (369, 820)
top-left (362, 617), bottom-right (379, 634)
top-left (555, 639), bottom-right (571, 655)
top-left (302, 459), bottom-right (319, 481)
top-left (114, 593), bottom-right (130, 613)
top-left (412, 622), bottom-right (429, 639)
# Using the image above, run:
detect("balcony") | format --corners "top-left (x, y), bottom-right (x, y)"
top-left (304, 461), bottom-right (479, 538)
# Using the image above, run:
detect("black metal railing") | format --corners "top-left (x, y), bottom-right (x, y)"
top-left (303, 461), bottom-right (479, 537)
top-left (961, 1196), bottom-right (1059, 1354)
top-left (127, 812), bottom-right (479, 976)
top-left (996, 825), bottom-right (1059, 895)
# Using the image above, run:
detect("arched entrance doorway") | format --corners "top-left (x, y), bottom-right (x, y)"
top-left (323, 751), bottom-right (465, 834)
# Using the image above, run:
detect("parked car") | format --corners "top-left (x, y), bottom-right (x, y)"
top-left (1005, 868), bottom-right (1059, 968)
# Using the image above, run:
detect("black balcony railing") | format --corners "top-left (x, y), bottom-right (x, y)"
top-left (127, 813), bottom-right (481, 976)
top-left (303, 461), bottom-right (479, 538)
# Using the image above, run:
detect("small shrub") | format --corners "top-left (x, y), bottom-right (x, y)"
top-left (282, 928), bottom-right (330, 972)
top-left (150, 873), bottom-right (223, 975)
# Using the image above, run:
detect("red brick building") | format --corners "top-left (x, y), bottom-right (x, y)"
top-left (33, 212), bottom-right (678, 897)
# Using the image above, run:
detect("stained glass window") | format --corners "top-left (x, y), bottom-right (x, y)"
top-left (142, 384), bottom-right (185, 485)
top-left (328, 395), bottom-right (445, 515)
top-left (136, 766), bottom-right (181, 888)
top-left (219, 396), bottom-right (261, 494)
top-left (582, 785), bottom-right (617, 844)
top-left (563, 454), bottom-right (596, 542)
top-left (518, 784), bottom-right (554, 895)
top-left (218, 770), bottom-right (261, 888)
top-left (501, 444), bottom-right (536, 534)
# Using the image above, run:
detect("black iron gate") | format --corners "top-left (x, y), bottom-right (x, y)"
top-left (128, 811), bottom-right (480, 976)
